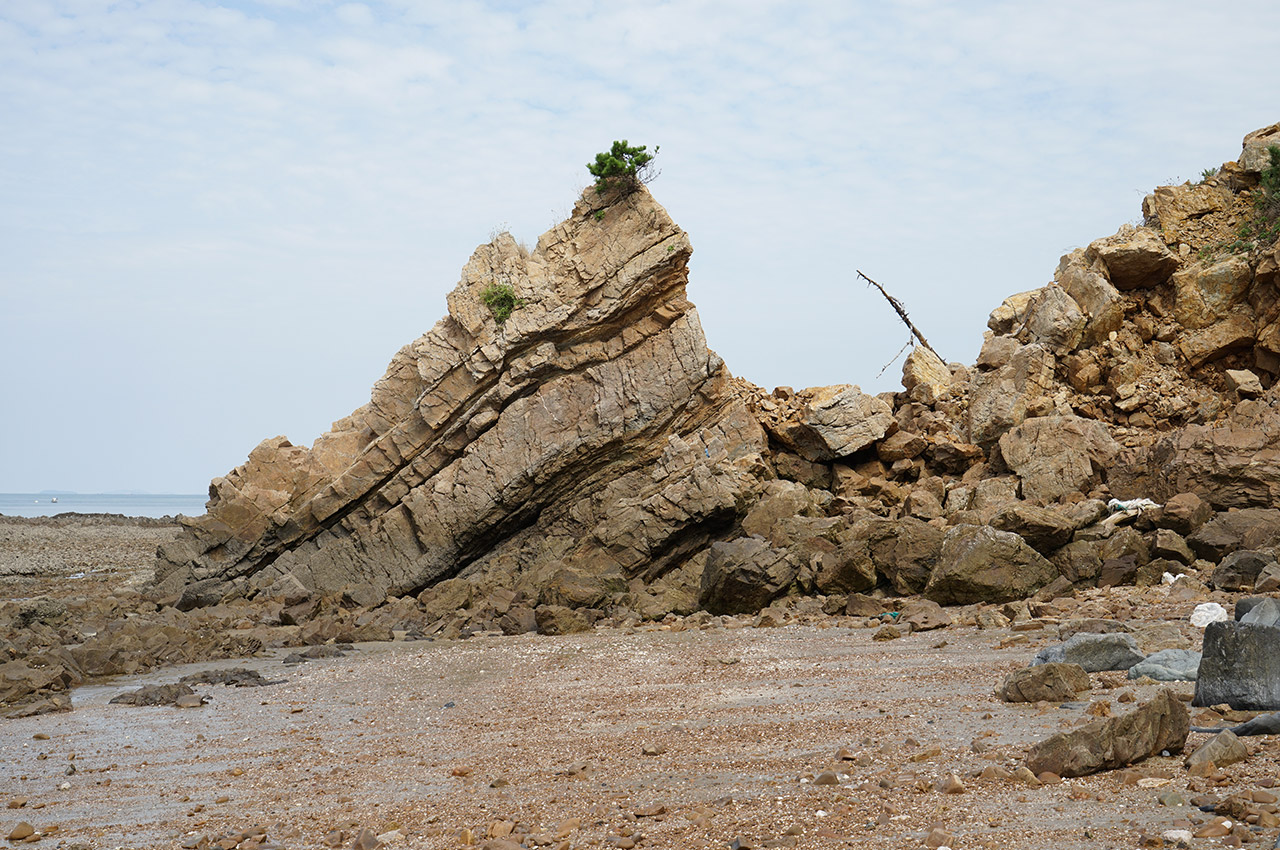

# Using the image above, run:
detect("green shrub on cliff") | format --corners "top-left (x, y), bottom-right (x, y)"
top-left (587, 140), bottom-right (658, 195)
top-left (481, 282), bottom-right (523, 324)
top-left (1255, 144), bottom-right (1280, 245)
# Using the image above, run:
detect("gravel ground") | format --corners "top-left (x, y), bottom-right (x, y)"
top-left (3, 518), bottom-right (1278, 850)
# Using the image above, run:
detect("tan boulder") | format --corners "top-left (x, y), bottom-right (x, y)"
top-left (998, 415), bottom-right (1119, 504)
top-left (1016, 284), bottom-right (1085, 354)
top-left (1025, 689), bottom-right (1189, 778)
top-left (987, 290), bottom-right (1038, 335)
top-left (1178, 313), bottom-right (1256, 367)
top-left (901, 346), bottom-right (953, 405)
top-left (1055, 250), bottom-right (1125, 345)
top-left (1142, 183), bottom-right (1233, 246)
top-left (967, 343), bottom-right (1056, 449)
top-left (1242, 122), bottom-right (1280, 173)
top-left (797, 385), bottom-right (895, 461)
top-left (924, 524), bottom-right (1057, 605)
top-left (1172, 256), bottom-right (1253, 330)
top-left (1086, 225), bottom-right (1179, 290)
top-left (1000, 662), bottom-right (1091, 703)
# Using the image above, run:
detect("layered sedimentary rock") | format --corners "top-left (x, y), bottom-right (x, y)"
top-left (154, 187), bottom-right (769, 609)
top-left (153, 121), bottom-right (1280, 624)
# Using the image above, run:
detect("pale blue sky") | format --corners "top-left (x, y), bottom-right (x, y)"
top-left (2, 1), bottom-right (1278, 493)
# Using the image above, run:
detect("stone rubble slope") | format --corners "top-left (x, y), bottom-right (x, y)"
top-left (148, 122), bottom-right (1280, 642)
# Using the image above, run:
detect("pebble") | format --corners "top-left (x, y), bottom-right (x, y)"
top-left (812, 770), bottom-right (839, 786)
top-left (937, 774), bottom-right (965, 794)
top-left (640, 743), bottom-right (667, 756)
top-left (1160, 830), bottom-right (1193, 848)
top-left (1011, 767), bottom-right (1041, 787)
top-left (924, 826), bottom-right (956, 848)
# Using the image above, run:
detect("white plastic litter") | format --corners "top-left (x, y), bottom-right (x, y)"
top-left (1108, 497), bottom-right (1162, 513)
top-left (1161, 572), bottom-right (1176, 585)
top-left (1190, 602), bottom-right (1229, 628)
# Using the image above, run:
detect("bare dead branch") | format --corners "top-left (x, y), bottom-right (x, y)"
top-left (855, 270), bottom-right (942, 361)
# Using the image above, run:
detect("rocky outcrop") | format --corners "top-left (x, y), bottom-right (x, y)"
top-left (154, 187), bottom-right (769, 612)
top-left (152, 121), bottom-right (1280, 624)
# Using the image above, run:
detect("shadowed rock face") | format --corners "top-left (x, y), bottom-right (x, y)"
top-left (153, 187), bottom-right (769, 609)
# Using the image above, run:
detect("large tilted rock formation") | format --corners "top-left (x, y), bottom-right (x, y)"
top-left (156, 122), bottom-right (1280, 630)
top-left (154, 187), bottom-right (771, 611)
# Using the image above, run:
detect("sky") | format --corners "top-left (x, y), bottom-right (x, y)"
top-left (2, 1), bottom-right (1279, 494)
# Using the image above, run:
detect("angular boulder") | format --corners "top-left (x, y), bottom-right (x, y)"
top-left (1085, 225), bottom-right (1179, 290)
top-left (1211, 550), bottom-right (1277, 591)
top-left (796, 385), bottom-right (895, 461)
top-left (1016, 284), bottom-right (1085, 354)
top-left (924, 525), bottom-right (1058, 605)
top-left (991, 503), bottom-right (1075, 553)
top-left (1032, 633), bottom-right (1146, 673)
top-left (699, 537), bottom-right (798, 615)
top-left (998, 415), bottom-right (1119, 503)
top-left (901, 347), bottom-right (953, 405)
top-left (1054, 250), bottom-right (1124, 345)
top-left (1128, 649), bottom-right (1202, 682)
top-left (1024, 689), bottom-right (1188, 778)
top-left (999, 662), bottom-right (1091, 703)
top-left (1195, 620), bottom-right (1280, 710)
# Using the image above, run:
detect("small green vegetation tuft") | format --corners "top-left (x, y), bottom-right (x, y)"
top-left (1199, 166), bottom-right (1219, 182)
top-left (587, 140), bottom-right (658, 196)
top-left (1254, 144), bottom-right (1280, 246)
top-left (481, 282), bottom-right (524, 324)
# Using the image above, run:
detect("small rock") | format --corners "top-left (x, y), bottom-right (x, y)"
top-left (1186, 730), bottom-right (1248, 770)
top-left (812, 770), bottom-right (839, 786)
top-left (872, 624), bottom-right (901, 641)
top-left (924, 826), bottom-right (955, 848)
top-left (641, 743), bottom-right (667, 756)
top-left (937, 773), bottom-right (965, 794)
top-left (1160, 829), bottom-right (1193, 848)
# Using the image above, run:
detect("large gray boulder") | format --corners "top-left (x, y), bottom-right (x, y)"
top-left (924, 525), bottom-right (1058, 605)
top-left (1128, 649), bottom-right (1202, 682)
top-left (1194, 620), bottom-right (1280, 710)
top-left (1033, 633), bottom-right (1146, 673)
top-left (1210, 550), bottom-right (1277, 591)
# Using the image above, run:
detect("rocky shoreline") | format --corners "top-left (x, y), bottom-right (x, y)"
top-left (6, 122), bottom-right (1280, 848)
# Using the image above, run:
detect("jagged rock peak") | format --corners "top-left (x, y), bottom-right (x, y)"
top-left (153, 186), bottom-right (769, 611)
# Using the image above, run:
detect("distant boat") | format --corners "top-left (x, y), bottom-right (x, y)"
top-left (51, 497), bottom-right (58, 503)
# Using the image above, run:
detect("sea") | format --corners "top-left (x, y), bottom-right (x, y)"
top-left (0, 493), bottom-right (208, 519)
